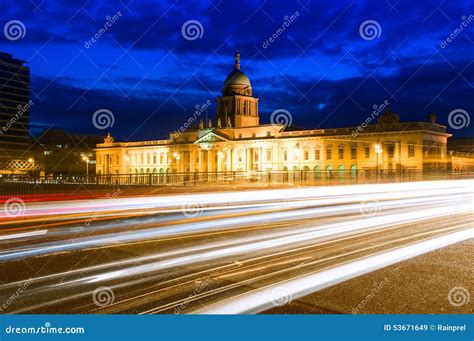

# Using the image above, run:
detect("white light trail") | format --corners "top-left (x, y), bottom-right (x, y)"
top-left (193, 228), bottom-right (474, 314)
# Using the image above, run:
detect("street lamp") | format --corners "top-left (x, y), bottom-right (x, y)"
top-left (374, 144), bottom-right (382, 178)
top-left (82, 156), bottom-right (89, 177)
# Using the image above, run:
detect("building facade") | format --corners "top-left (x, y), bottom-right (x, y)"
top-left (0, 52), bottom-right (32, 174)
top-left (96, 51), bottom-right (453, 177)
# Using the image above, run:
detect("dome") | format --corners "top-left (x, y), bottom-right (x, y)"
top-left (224, 69), bottom-right (251, 88)
top-left (222, 50), bottom-right (252, 96)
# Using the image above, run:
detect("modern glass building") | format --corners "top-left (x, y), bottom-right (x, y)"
top-left (0, 52), bottom-right (31, 172)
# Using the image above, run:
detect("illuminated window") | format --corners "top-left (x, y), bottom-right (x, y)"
top-left (254, 151), bottom-right (259, 162)
top-left (326, 147), bottom-right (332, 160)
top-left (304, 150), bottom-right (309, 161)
top-left (238, 134), bottom-right (242, 139)
top-left (266, 131), bottom-right (271, 137)
top-left (315, 149), bottom-right (320, 160)
top-left (338, 146), bottom-right (344, 159)
top-left (351, 146), bottom-right (357, 159)
top-left (408, 144), bottom-right (415, 157)
top-left (364, 146), bottom-right (370, 158)
top-left (153, 154), bottom-right (157, 164)
top-left (283, 150), bottom-right (288, 161)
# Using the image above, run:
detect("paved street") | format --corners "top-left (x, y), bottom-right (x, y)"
top-left (0, 180), bottom-right (472, 314)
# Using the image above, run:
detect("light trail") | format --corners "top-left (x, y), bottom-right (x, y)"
top-left (192, 228), bottom-right (474, 314)
top-left (0, 179), bottom-right (472, 314)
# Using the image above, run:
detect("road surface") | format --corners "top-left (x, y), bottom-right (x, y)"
top-left (0, 180), bottom-right (472, 314)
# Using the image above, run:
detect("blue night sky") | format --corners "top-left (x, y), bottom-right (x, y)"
top-left (1, 0), bottom-right (473, 141)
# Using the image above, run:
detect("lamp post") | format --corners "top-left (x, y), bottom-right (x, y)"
top-left (82, 156), bottom-right (89, 178)
top-left (374, 144), bottom-right (382, 181)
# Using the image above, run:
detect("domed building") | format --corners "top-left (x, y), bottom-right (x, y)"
top-left (95, 50), bottom-right (462, 179)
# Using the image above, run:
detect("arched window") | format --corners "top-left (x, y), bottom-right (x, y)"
top-left (350, 165), bottom-right (357, 177)
top-left (314, 165), bottom-right (321, 178)
top-left (153, 153), bottom-right (157, 164)
top-left (338, 165), bottom-right (345, 177)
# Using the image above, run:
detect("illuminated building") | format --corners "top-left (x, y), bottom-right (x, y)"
top-left (96, 51), bottom-right (467, 176)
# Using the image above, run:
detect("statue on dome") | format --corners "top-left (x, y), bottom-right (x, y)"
top-left (226, 116), bottom-right (232, 128)
top-left (217, 118), bottom-right (222, 128)
top-left (199, 119), bottom-right (204, 129)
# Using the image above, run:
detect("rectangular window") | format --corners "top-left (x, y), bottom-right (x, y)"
top-left (408, 144), bottom-right (415, 157)
top-left (266, 131), bottom-right (271, 137)
top-left (326, 148), bottom-right (332, 160)
top-left (338, 148), bottom-right (344, 159)
top-left (266, 149), bottom-right (272, 161)
top-left (364, 146), bottom-right (370, 158)
top-left (351, 147), bottom-right (357, 159)
top-left (238, 134), bottom-right (242, 139)
top-left (283, 151), bottom-right (288, 161)
top-left (254, 152), bottom-right (259, 162)
top-left (304, 150), bottom-right (309, 161)
top-left (388, 144), bottom-right (395, 158)
top-left (315, 149), bottom-right (320, 160)
top-left (252, 133), bottom-right (256, 138)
